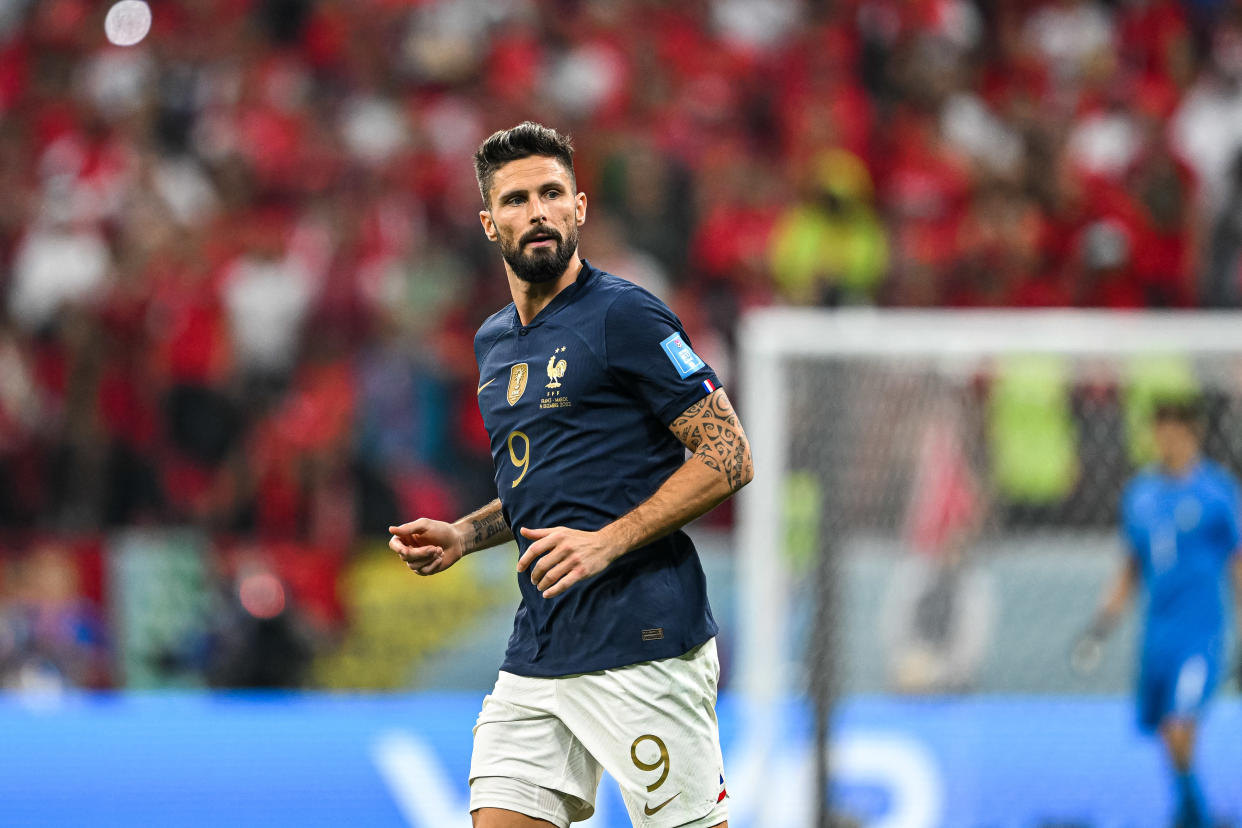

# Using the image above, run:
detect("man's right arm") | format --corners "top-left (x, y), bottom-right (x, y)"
top-left (1091, 489), bottom-right (1142, 635)
top-left (1070, 553), bottom-right (1138, 676)
top-left (389, 499), bottom-right (513, 576)
top-left (1091, 554), bottom-right (1140, 634)
top-left (459, 499), bottom-right (514, 552)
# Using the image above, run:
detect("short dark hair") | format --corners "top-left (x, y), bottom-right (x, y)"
top-left (1152, 394), bottom-right (1205, 425)
top-left (473, 121), bottom-right (575, 207)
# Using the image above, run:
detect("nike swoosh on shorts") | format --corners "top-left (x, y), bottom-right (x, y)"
top-left (644, 791), bottom-right (681, 815)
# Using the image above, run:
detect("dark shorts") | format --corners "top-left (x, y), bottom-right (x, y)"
top-left (1136, 649), bottom-right (1219, 732)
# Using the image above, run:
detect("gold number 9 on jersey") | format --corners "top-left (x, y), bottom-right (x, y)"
top-left (630, 734), bottom-right (670, 792)
top-left (507, 430), bottom-right (530, 488)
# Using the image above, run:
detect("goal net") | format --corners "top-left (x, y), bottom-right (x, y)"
top-left (733, 309), bottom-right (1242, 828)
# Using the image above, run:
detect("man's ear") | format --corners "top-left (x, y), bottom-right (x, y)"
top-left (479, 209), bottom-right (498, 242)
top-left (575, 192), bottom-right (587, 226)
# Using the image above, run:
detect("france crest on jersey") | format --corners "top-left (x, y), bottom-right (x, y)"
top-left (472, 260), bottom-right (722, 678)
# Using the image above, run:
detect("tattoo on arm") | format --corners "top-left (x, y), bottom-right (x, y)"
top-left (459, 499), bottom-right (512, 553)
top-left (669, 389), bottom-right (754, 491)
top-left (471, 511), bottom-right (509, 547)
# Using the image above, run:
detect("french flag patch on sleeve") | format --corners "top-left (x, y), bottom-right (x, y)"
top-left (702, 378), bottom-right (717, 394)
top-left (718, 773), bottom-right (728, 803)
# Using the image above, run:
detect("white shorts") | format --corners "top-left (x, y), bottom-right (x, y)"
top-left (469, 638), bottom-right (729, 828)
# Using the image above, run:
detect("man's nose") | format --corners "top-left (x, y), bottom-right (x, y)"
top-left (526, 201), bottom-right (547, 223)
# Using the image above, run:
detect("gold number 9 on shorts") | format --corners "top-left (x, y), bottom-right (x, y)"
top-left (630, 734), bottom-right (670, 792)
top-left (507, 430), bottom-right (530, 488)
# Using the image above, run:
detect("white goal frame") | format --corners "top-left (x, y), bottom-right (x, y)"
top-left (735, 308), bottom-right (1242, 702)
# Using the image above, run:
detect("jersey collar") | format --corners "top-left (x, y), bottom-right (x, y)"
top-left (510, 258), bottom-right (599, 330)
top-left (1159, 457), bottom-right (1205, 482)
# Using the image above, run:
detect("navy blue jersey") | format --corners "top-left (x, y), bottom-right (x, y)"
top-left (473, 260), bottom-right (721, 677)
top-left (1120, 459), bottom-right (1241, 661)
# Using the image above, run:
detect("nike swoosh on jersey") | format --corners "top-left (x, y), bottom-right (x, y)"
top-left (643, 792), bottom-right (681, 815)
top-left (477, 378), bottom-right (496, 395)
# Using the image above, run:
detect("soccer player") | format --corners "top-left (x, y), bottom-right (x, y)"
top-left (388, 122), bottom-right (750, 828)
top-left (1075, 397), bottom-right (1242, 828)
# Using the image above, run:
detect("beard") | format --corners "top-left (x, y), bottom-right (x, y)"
top-left (501, 223), bottom-right (579, 284)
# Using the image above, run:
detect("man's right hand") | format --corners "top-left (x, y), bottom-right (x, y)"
top-left (1073, 630), bottom-right (1102, 675)
top-left (1069, 627), bottom-right (1106, 677)
top-left (388, 518), bottom-right (465, 576)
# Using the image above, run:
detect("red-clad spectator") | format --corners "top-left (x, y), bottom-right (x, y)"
top-left (1073, 217), bottom-right (1147, 308)
top-left (946, 185), bottom-right (1043, 307)
top-left (482, 23), bottom-right (546, 108)
top-left (880, 106), bottom-right (972, 300)
top-left (771, 24), bottom-right (875, 165)
top-left (1127, 137), bottom-right (1200, 306)
top-left (1116, 0), bottom-right (1193, 86)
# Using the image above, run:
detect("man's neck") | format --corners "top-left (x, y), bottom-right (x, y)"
top-left (1162, 451), bottom-right (1200, 478)
top-left (509, 254), bottom-right (583, 326)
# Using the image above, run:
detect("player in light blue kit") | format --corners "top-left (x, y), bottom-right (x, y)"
top-left (1076, 397), bottom-right (1242, 828)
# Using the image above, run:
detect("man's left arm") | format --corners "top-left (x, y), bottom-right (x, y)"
top-left (518, 388), bottom-right (753, 598)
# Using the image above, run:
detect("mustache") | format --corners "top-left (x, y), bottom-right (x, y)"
top-left (520, 226), bottom-right (562, 246)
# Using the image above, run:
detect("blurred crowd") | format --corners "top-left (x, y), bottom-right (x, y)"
top-left (3, 0), bottom-right (1242, 689)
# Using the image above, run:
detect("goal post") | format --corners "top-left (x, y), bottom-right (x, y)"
top-left (734, 308), bottom-right (1242, 824)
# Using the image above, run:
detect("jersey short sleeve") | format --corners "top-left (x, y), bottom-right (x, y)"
top-left (604, 286), bottom-right (721, 425)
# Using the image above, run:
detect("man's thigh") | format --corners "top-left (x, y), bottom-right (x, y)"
top-left (1136, 657), bottom-right (1169, 734)
top-left (472, 805), bottom-right (562, 828)
top-left (1169, 652), bottom-right (1216, 720)
top-left (1137, 650), bottom-right (1218, 732)
top-left (469, 672), bottom-right (601, 826)
top-left (558, 640), bottom-right (730, 827)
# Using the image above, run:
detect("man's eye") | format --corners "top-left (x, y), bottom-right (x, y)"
top-left (545, 190), bottom-right (560, 198)
top-left (507, 196), bottom-right (525, 206)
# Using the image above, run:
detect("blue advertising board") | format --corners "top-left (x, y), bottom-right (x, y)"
top-left (0, 693), bottom-right (1239, 827)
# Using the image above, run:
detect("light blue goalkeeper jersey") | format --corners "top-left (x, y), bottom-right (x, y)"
top-left (1121, 459), bottom-right (1241, 661)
